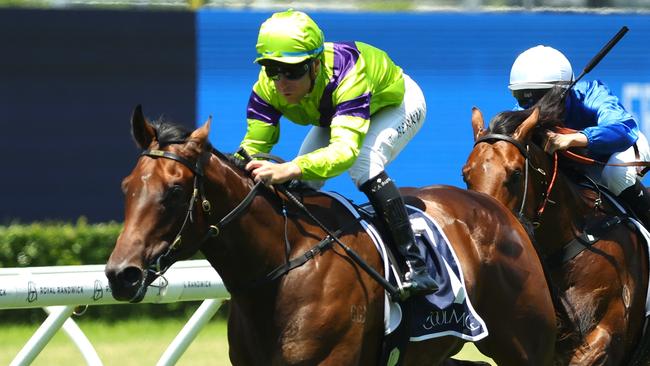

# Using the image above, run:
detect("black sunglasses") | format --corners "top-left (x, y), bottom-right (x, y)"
top-left (264, 61), bottom-right (311, 81)
top-left (513, 89), bottom-right (550, 109)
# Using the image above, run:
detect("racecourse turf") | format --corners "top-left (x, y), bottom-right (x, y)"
top-left (0, 317), bottom-right (495, 365)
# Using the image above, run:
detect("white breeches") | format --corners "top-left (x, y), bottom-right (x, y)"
top-left (297, 74), bottom-right (427, 190)
top-left (587, 132), bottom-right (650, 195)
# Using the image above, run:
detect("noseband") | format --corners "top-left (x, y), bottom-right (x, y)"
top-left (474, 134), bottom-right (558, 226)
top-left (139, 148), bottom-right (263, 278)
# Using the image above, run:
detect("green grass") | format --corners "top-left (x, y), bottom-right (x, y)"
top-left (0, 317), bottom-right (230, 366)
top-left (0, 317), bottom-right (494, 365)
top-left (455, 343), bottom-right (496, 365)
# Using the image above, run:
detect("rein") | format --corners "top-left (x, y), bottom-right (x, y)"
top-left (560, 150), bottom-right (650, 177)
top-left (235, 148), bottom-right (402, 300)
top-left (552, 127), bottom-right (650, 177)
top-left (475, 133), bottom-right (631, 267)
top-left (139, 148), bottom-right (264, 279)
top-left (139, 146), bottom-right (402, 301)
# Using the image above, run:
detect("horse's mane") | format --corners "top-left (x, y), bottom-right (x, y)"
top-left (487, 86), bottom-right (568, 142)
top-left (148, 118), bottom-right (247, 170)
top-left (221, 151), bottom-right (248, 170)
top-left (149, 118), bottom-right (195, 147)
top-left (148, 119), bottom-right (316, 193)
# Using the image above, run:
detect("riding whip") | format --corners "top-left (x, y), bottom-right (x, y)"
top-left (562, 26), bottom-right (629, 97)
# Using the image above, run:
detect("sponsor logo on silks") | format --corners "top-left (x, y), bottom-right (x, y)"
top-left (93, 280), bottom-right (103, 301)
top-left (395, 108), bottom-right (424, 139)
top-left (27, 281), bottom-right (37, 303)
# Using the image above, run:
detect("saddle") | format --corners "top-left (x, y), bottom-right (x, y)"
top-left (279, 186), bottom-right (488, 365)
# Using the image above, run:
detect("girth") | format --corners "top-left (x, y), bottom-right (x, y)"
top-left (544, 215), bottom-right (629, 267)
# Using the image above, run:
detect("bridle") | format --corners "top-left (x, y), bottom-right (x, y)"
top-left (474, 133), bottom-right (559, 226)
top-left (139, 147), bottom-right (264, 281)
top-left (136, 146), bottom-right (402, 301)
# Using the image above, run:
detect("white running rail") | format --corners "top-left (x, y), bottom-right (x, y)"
top-left (0, 260), bottom-right (229, 366)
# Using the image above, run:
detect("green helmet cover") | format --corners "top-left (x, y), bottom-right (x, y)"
top-left (255, 9), bottom-right (324, 65)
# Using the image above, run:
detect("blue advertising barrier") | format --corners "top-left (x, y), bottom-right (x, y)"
top-left (197, 10), bottom-right (650, 203)
top-left (2, 10), bottom-right (649, 222)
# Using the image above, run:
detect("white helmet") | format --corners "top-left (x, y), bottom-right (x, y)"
top-left (509, 45), bottom-right (574, 91)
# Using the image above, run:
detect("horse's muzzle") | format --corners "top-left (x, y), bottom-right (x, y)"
top-left (105, 264), bottom-right (147, 302)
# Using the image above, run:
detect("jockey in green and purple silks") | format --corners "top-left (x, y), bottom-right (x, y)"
top-left (239, 9), bottom-right (436, 298)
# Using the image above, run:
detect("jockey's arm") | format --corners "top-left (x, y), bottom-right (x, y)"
top-left (293, 114), bottom-right (369, 180)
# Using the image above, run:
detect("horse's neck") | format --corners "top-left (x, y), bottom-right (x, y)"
top-left (200, 155), bottom-right (291, 294)
top-left (536, 172), bottom-right (592, 247)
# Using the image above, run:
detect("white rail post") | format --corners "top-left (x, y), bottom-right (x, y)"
top-left (10, 305), bottom-right (76, 366)
top-left (0, 260), bottom-right (230, 366)
top-left (157, 298), bottom-right (224, 366)
top-left (57, 308), bottom-right (103, 366)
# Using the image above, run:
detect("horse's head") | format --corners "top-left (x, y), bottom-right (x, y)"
top-left (462, 107), bottom-right (545, 215)
top-left (462, 87), bottom-right (569, 224)
top-left (106, 105), bottom-right (213, 302)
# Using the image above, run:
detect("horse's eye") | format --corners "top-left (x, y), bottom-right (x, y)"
top-left (162, 185), bottom-right (186, 207)
top-left (508, 169), bottom-right (523, 184)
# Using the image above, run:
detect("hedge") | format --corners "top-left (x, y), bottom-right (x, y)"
top-left (0, 219), bottom-right (228, 323)
top-left (0, 218), bottom-right (119, 268)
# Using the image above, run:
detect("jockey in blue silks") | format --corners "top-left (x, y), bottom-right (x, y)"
top-left (509, 45), bottom-right (650, 228)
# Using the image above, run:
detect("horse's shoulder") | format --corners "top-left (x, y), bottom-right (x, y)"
top-left (298, 190), bottom-right (347, 206)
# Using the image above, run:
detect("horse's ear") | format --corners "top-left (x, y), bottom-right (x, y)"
top-left (471, 107), bottom-right (487, 141)
top-left (513, 107), bottom-right (540, 142)
top-left (131, 105), bottom-right (156, 149)
top-left (188, 116), bottom-right (212, 148)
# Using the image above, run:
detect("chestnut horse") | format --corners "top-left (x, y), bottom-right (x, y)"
top-left (463, 95), bottom-right (649, 365)
top-left (105, 106), bottom-right (556, 365)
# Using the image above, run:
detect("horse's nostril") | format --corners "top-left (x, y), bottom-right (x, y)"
top-left (118, 266), bottom-right (143, 287)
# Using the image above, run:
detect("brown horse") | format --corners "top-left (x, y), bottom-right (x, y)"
top-left (105, 106), bottom-right (557, 365)
top-left (463, 98), bottom-right (649, 365)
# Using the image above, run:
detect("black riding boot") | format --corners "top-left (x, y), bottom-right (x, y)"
top-left (619, 180), bottom-right (650, 229)
top-left (360, 171), bottom-right (438, 298)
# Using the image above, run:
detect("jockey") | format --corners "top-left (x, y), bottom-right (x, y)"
top-left (239, 9), bottom-right (436, 297)
top-left (509, 45), bottom-right (650, 227)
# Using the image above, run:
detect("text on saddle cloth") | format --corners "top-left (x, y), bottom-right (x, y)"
top-left (322, 191), bottom-right (488, 342)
